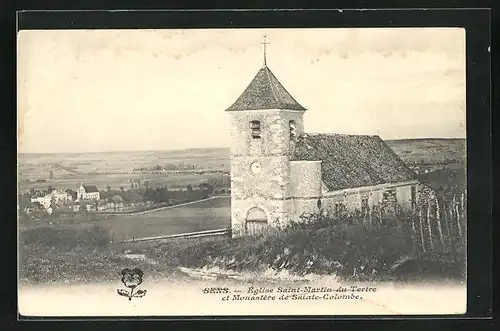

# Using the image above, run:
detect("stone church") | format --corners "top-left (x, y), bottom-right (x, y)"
top-left (226, 45), bottom-right (420, 237)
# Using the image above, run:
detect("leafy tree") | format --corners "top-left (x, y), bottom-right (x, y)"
top-left (144, 188), bottom-right (157, 202)
top-left (79, 200), bottom-right (88, 214)
top-left (199, 183), bottom-right (214, 194)
top-left (157, 187), bottom-right (170, 202)
top-left (50, 196), bottom-right (58, 209)
top-left (18, 195), bottom-right (31, 216)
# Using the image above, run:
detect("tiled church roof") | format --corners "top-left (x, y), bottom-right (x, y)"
top-left (226, 66), bottom-right (306, 111)
top-left (291, 133), bottom-right (417, 191)
top-left (82, 185), bottom-right (99, 193)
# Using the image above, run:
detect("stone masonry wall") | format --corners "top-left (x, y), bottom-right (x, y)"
top-left (290, 161), bottom-right (322, 198)
top-left (229, 110), bottom-right (305, 237)
top-left (230, 198), bottom-right (289, 237)
top-left (229, 110), bottom-right (304, 157)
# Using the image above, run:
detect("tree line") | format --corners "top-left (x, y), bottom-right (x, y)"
top-left (100, 183), bottom-right (215, 205)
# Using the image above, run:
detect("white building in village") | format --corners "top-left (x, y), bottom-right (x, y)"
top-left (77, 184), bottom-right (100, 201)
top-left (30, 189), bottom-right (73, 209)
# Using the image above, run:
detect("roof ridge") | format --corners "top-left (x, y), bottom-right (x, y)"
top-left (266, 67), bottom-right (306, 109)
top-left (375, 136), bottom-right (417, 175)
top-left (292, 134), bottom-right (417, 191)
top-left (225, 65), bottom-right (306, 111)
top-left (263, 66), bottom-right (279, 107)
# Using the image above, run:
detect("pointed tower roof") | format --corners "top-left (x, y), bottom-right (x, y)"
top-left (225, 65), bottom-right (307, 112)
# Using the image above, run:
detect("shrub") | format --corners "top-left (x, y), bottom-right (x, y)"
top-left (19, 224), bottom-right (111, 252)
top-left (149, 211), bottom-right (464, 281)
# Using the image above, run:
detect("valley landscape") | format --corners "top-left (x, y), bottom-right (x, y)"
top-left (18, 138), bottom-right (467, 287)
top-left (18, 138), bottom-right (466, 238)
top-left (16, 27), bottom-right (471, 316)
top-left (18, 138), bottom-right (465, 193)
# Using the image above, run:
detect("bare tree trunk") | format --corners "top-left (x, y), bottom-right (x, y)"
top-left (462, 193), bottom-right (467, 220)
top-left (419, 206), bottom-right (426, 253)
top-left (460, 193), bottom-right (465, 219)
top-left (379, 206), bottom-right (382, 227)
top-left (449, 200), bottom-right (455, 234)
top-left (411, 206), bottom-right (417, 253)
top-left (369, 204), bottom-right (372, 227)
top-left (435, 197), bottom-right (445, 251)
top-left (455, 198), bottom-right (463, 240)
top-left (461, 193), bottom-right (467, 241)
top-left (462, 193), bottom-right (467, 267)
top-left (462, 193), bottom-right (467, 247)
top-left (448, 199), bottom-right (457, 249)
top-left (427, 202), bottom-right (434, 254)
top-left (444, 200), bottom-right (452, 248)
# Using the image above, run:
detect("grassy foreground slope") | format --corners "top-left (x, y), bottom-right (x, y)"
top-left (19, 210), bottom-right (465, 285)
top-left (19, 225), bottom-right (188, 285)
top-left (147, 212), bottom-right (465, 283)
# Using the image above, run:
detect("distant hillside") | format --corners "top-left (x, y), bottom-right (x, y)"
top-left (19, 147), bottom-right (230, 161)
top-left (385, 138), bottom-right (466, 169)
top-left (19, 138), bottom-right (465, 180)
top-left (385, 138), bottom-right (466, 194)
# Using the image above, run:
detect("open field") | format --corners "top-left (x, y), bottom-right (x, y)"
top-left (386, 138), bottom-right (466, 193)
top-left (18, 148), bottom-right (229, 174)
top-left (385, 138), bottom-right (465, 171)
top-left (104, 196), bottom-right (230, 241)
top-left (18, 147), bottom-right (230, 192)
top-left (21, 196), bottom-right (231, 242)
top-left (18, 171), bottom-right (229, 192)
top-left (19, 139), bottom-right (465, 180)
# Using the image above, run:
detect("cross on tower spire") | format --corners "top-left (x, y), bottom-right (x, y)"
top-left (261, 34), bottom-right (270, 67)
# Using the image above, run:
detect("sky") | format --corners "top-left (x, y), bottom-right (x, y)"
top-left (17, 28), bottom-right (466, 154)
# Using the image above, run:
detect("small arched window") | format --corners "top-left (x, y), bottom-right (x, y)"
top-left (317, 199), bottom-right (322, 209)
top-left (289, 120), bottom-right (296, 140)
top-left (250, 120), bottom-right (261, 139)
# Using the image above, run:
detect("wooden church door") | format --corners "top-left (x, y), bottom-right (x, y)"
top-left (245, 207), bottom-right (268, 236)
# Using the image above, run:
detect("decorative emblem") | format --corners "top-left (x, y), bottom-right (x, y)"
top-left (250, 161), bottom-right (262, 174)
top-left (117, 268), bottom-right (147, 301)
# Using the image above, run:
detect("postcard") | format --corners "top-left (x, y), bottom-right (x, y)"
top-left (17, 27), bottom-right (467, 317)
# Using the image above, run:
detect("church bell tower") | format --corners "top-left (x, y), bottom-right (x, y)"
top-left (225, 35), bottom-right (307, 237)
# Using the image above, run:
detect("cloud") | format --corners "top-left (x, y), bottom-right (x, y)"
top-left (338, 51), bottom-right (349, 60)
top-left (18, 28), bottom-right (466, 153)
top-left (312, 28), bottom-right (464, 61)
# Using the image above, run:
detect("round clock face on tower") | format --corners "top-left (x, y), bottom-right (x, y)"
top-left (250, 161), bottom-right (262, 174)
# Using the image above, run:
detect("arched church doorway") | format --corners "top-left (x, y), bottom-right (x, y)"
top-left (245, 207), bottom-right (268, 236)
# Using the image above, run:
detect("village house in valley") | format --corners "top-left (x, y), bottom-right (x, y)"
top-left (77, 183), bottom-right (100, 201)
top-left (30, 189), bottom-right (73, 210)
top-left (226, 40), bottom-right (421, 237)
